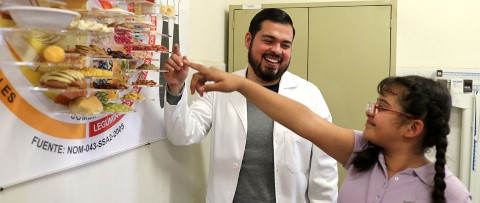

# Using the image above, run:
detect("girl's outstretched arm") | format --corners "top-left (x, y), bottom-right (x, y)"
top-left (186, 61), bottom-right (355, 165)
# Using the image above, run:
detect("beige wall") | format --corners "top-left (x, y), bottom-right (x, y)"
top-left (188, 0), bottom-right (480, 70)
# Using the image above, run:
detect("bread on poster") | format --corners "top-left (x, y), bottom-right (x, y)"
top-left (54, 91), bottom-right (88, 105)
top-left (68, 96), bottom-right (104, 115)
top-left (43, 45), bottom-right (66, 63)
top-left (40, 70), bottom-right (86, 89)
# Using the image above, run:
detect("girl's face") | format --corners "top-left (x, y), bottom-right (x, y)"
top-left (363, 94), bottom-right (412, 148)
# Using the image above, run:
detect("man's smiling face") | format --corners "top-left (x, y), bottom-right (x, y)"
top-left (246, 20), bottom-right (293, 82)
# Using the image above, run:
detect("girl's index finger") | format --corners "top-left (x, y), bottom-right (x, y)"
top-left (183, 60), bottom-right (195, 69)
top-left (184, 60), bottom-right (204, 72)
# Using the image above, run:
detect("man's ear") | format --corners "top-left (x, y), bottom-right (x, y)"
top-left (404, 119), bottom-right (424, 138)
top-left (245, 32), bottom-right (252, 49)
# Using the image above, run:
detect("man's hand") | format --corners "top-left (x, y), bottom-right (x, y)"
top-left (162, 44), bottom-right (189, 94)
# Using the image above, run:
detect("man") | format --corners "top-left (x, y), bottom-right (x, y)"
top-left (163, 8), bottom-right (338, 203)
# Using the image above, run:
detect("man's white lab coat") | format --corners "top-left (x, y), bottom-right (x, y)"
top-left (164, 69), bottom-right (338, 203)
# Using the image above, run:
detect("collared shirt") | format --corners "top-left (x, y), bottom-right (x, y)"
top-left (338, 130), bottom-right (472, 203)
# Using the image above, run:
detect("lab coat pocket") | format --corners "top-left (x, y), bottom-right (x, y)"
top-left (284, 131), bottom-right (312, 174)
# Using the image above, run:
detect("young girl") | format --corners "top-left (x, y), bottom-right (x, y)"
top-left (185, 61), bottom-right (472, 203)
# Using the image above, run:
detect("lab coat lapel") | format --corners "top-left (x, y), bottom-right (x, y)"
top-left (229, 69), bottom-right (248, 134)
top-left (229, 92), bottom-right (248, 134)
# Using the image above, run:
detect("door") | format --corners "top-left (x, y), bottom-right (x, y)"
top-left (308, 5), bottom-right (393, 187)
top-left (308, 6), bottom-right (393, 130)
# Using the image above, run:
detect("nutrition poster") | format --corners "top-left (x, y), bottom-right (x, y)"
top-left (0, 55), bottom-right (166, 188)
top-left (0, 0), bottom-right (188, 188)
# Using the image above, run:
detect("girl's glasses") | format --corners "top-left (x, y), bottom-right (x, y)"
top-left (366, 102), bottom-right (416, 119)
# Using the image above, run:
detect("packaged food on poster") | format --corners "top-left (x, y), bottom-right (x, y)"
top-left (132, 79), bottom-right (156, 85)
top-left (103, 103), bottom-right (133, 113)
top-left (136, 63), bottom-right (158, 70)
top-left (93, 82), bottom-right (128, 90)
top-left (78, 67), bottom-right (113, 77)
top-left (160, 5), bottom-right (175, 17)
top-left (121, 91), bottom-right (145, 101)
top-left (69, 19), bottom-right (113, 33)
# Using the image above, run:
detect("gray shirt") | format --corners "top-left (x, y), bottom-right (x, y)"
top-left (233, 101), bottom-right (275, 203)
top-left (233, 83), bottom-right (279, 203)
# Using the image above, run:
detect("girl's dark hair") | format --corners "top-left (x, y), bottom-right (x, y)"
top-left (248, 8), bottom-right (295, 40)
top-left (351, 75), bottom-right (451, 203)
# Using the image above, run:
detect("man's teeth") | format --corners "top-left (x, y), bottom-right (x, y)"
top-left (265, 57), bottom-right (279, 63)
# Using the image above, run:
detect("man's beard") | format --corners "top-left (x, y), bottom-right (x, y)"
top-left (247, 45), bottom-right (290, 82)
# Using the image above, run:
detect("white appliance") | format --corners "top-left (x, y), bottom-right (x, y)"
top-left (434, 70), bottom-right (479, 202)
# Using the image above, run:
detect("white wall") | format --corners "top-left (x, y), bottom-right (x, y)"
top-left (1, 0), bottom-right (479, 203)
top-left (0, 139), bottom-right (210, 203)
top-left (397, 0), bottom-right (480, 69)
